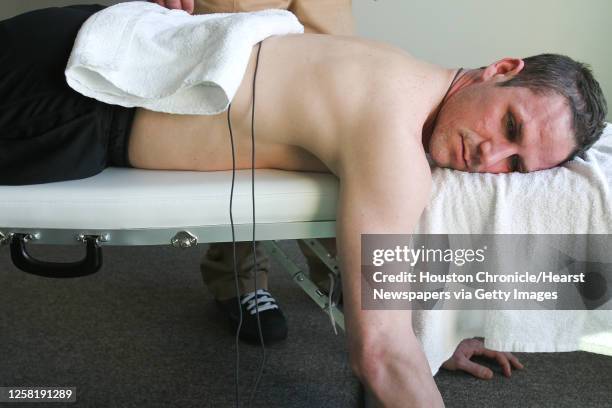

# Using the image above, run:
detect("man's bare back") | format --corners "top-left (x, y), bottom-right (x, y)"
top-left (128, 34), bottom-right (455, 177)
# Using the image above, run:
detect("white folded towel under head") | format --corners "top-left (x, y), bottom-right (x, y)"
top-left (65, 1), bottom-right (304, 115)
top-left (413, 124), bottom-right (612, 374)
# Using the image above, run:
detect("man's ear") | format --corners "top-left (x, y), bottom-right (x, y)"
top-left (481, 58), bottom-right (525, 82)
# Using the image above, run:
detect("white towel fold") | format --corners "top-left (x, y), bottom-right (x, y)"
top-left (65, 1), bottom-right (303, 115)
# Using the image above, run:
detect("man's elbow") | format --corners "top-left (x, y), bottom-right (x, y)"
top-left (348, 332), bottom-right (389, 386)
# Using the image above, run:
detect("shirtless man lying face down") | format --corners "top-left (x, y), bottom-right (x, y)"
top-left (0, 5), bottom-right (607, 408)
top-left (129, 45), bottom-right (607, 407)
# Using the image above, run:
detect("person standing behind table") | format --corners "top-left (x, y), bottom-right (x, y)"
top-left (151, 0), bottom-right (353, 344)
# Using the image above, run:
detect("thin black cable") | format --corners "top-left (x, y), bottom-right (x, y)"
top-left (227, 102), bottom-right (242, 408)
top-left (430, 67), bottom-right (463, 128)
top-left (228, 41), bottom-right (266, 408)
top-left (247, 41), bottom-right (266, 407)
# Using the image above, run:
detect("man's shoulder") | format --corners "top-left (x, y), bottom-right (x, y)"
top-left (340, 124), bottom-right (431, 184)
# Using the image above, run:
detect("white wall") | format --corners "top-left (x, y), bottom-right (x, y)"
top-left (2, 0), bottom-right (611, 120)
top-left (353, 0), bottom-right (612, 121)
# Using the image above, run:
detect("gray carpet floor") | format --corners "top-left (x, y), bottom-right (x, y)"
top-left (0, 241), bottom-right (610, 408)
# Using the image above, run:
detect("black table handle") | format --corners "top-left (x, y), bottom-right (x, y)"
top-left (10, 234), bottom-right (103, 278)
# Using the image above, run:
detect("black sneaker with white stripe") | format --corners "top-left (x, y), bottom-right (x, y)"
top-left (216, 289), bottom-right (288, 344)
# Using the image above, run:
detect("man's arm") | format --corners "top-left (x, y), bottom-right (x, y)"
top-left (150, 1), bottom-right (353, 36)
top-left (191, 0), bottom-right (353, 35)
top-left (151, 0), bottom-right (195, 14)
top-left (192, 0), bottom-right (289, 14)
top-left (336, 122), bottom-right (443, 407)
top-left (289, 0), bottom-right (354, 35)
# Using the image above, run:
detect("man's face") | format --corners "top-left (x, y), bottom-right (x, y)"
top-left (429, 78), bottom-right (576, 173)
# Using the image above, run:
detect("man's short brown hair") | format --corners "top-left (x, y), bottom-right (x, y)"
top-left (499, 54), bottom-right (608, 160)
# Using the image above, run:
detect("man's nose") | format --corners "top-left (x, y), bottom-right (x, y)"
top-left (477, 140), bottom-right (516, 169)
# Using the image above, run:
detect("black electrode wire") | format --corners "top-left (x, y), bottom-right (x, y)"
top-left (247, 41), bottom-right (266, 407)
top-left (228, 41), bottom-right (266, 408)
top-left (227, 102), bottom-right (242, 408)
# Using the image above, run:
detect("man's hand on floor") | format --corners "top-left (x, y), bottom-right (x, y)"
top-left (442, 337), bottom-right (524, 379)
top-left (150, 0), bottom-right (195, 14)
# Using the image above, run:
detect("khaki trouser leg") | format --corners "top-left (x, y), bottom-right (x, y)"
top-left (201, 242), bottom-right (270, 301)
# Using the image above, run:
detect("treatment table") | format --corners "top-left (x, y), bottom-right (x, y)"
top-left (0, 168), bottom-right (346, 329)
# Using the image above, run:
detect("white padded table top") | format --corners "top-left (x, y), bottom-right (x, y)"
top-left (0, 169), bottom-right (339, 230)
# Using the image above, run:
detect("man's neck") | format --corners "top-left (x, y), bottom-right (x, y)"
top-left (421, 68), bottom-right (482, 151)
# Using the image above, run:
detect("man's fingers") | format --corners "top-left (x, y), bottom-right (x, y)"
top-left (182, 0), bottom-right (195, 13)
top-left (451, 339), bottom-right (522, 380)
top-left (480, 349), bottom-right (512, 377)
top-left (505, 352), bottom-right (524, 369)
top-left (164, 0), bottom-right (183, 10)
top-left (457, 358), bottom-right (494, 380)
top-left (150, 0), bottom-right (194, 13)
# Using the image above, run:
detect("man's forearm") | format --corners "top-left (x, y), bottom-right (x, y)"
top-left (336, 194), bottom-right (443, 407)
top-left (337, 235), bottom-right (443, 407)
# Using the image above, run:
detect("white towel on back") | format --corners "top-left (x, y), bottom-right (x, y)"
top-left (65, 1), bottom-right (303, 115)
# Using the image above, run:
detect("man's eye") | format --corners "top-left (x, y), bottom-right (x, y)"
top-left (507, 113), bottom-right (516, 140)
